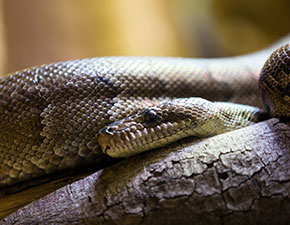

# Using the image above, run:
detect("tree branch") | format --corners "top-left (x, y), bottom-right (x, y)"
top-left (3, 119), bottom-right (290, 225)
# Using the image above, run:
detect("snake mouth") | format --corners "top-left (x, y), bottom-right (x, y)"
top-left (97, 120), bottom-right (191, 158)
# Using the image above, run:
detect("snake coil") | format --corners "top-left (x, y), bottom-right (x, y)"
top-left (0, 39), bottom-right (289, 189)
top-left (260, 43), bottom-right (290, 120)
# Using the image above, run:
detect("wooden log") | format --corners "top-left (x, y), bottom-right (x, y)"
top-left (2, 119), bottom-right (290, 225)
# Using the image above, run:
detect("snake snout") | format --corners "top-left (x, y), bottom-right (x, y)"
top-left (97, 117), bottom-right (143, 157)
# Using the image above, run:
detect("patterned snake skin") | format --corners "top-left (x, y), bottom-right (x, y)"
top-left (0, 36), bottom-right (289, 189)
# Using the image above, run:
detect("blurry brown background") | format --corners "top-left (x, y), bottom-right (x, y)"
top-left (0, 0), bottom-right (289, 75)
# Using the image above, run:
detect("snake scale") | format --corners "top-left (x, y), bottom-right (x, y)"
top-left (0, 36), bottom-right (289, 190)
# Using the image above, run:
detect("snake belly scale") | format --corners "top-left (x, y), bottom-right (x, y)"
top-left (0, 37), bottom-right (289, 188)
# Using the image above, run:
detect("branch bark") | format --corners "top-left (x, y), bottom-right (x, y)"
top-left (3, 119), bottom-right (290, 225)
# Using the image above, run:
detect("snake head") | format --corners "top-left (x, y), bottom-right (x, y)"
top-left (97, 98), bottom-right (213, 158)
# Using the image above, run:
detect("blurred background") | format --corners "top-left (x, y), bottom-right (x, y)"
top-left (0, 0), bottom-right (289, 75)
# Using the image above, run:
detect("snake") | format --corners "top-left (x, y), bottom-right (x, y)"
top-left (0, 36), bottom-right (289, 190)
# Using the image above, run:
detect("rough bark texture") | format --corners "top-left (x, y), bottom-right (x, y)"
top-left (0, 170), bottom-right (95, 219)
top-left (3, 119), bottom-right (290, 225)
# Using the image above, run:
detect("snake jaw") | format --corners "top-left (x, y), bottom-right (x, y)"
top-left (97, 121), bottom-right (187, 158)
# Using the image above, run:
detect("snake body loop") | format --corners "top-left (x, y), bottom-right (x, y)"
top-left (260, 44), bottom-right (290, 120)
top-left (0, 37), bottom-right (289, 188)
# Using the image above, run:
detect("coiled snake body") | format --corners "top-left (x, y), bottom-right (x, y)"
top-left (0, 37), bottom-right (289, 189)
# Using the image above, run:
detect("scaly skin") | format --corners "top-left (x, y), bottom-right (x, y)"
top-left (0, 36), bottom-right (289, 189)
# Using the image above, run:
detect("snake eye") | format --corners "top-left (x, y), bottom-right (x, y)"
top-left (142, 108), bottom-right (162, 127)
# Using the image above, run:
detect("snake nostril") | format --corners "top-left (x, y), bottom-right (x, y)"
top-left (98, 126), bottom-right (113, 135)
top-left (106, 127), bottom-right (114, 135)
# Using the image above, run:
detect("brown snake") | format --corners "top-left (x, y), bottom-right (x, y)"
top-left (0, 36), bottom-right (289, 190)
